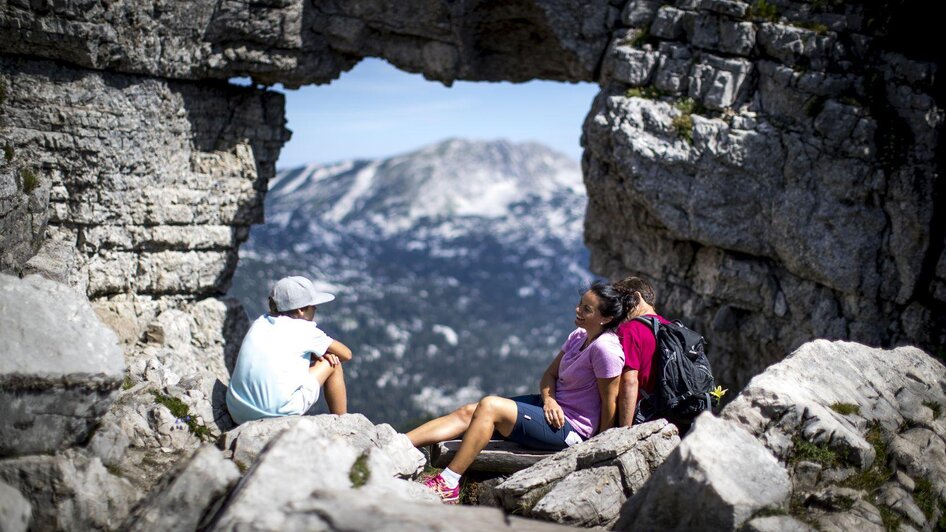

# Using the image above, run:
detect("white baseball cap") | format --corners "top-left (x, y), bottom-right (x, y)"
top-left (269, 276), bottom-right (335, 312)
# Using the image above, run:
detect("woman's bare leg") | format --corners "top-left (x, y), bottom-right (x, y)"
top-left (447, 396), bottom-right (518, 475)
top-left (407, 403), bottom-right (477, 447)
top-left (309, 359), bottom-right (347, 415)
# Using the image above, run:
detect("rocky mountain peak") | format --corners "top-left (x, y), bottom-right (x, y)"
top-left (267, 138), bottom-right (582, 233)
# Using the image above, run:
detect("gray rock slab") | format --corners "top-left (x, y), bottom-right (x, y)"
top-left (430, 439), bottom-right (555, 474)
top-left (213, 419), bottom-right (430, 530)
top-left (496, 420), bottom-right (675, 508)
top-left (223, 414), bottom-right (424, 477)
top-left (531, 465), bottom-right (625, 527)
top-left (0, 480), bottom-right (31, 532)
top-left (0, 274), bottom-right (124, 456)
top-left (0, 451), bottom-right (138, 532)
top-left (248, 488), bottom-right (573, 532)
top-left (0, 1), bottom-right (611, 86)
top-left (814, 499), bottom-right (886, 532)
top-left (493, 420), bottom-right (679, 524)
top-left (616, 413), bottom-right (791, 530)
top-left (722, 341), bottom-right (946, 485)
top-left (741, 515), bottom-right (816, 532)
top-left (123, 445), bottom-right (240, 532)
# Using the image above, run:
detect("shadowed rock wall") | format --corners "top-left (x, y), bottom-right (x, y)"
top-left (583, 0), bottom-right (944, 387)
top-left (0, 0), bottom-right (616, 87)
top-left (0, 55), bottom-right (287, 300)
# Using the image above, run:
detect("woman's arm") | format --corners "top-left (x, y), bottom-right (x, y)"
top-left (618, 369), bottom-right (639, 427)
top-left (597, 375), bottom-right (621, 433)
top-left (540, 351), bottom-right (566, 429)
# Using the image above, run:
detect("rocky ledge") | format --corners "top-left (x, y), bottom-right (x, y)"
top-left (2, 268), bottom-right (944, 532)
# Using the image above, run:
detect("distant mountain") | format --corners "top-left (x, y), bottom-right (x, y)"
top-left (229, 138), bottom-right (593, 429)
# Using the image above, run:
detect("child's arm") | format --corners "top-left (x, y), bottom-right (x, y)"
top-left (324, 340), bottom-right (352, 362)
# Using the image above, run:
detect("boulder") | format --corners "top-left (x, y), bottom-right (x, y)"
top-left (723, 341), bottom-right (946, 483)
top-left (254, 488), bottom-right (573, 532)
top-left (123, 446), bottom-right (240, 532)
top-left (0, 274), bottom-right (124, 456)
top-left (495, 420), bottom-right (679, 525)
top-left (212, 419), bottom-right (431, 530)
top-left (222, 414), bottom-right (424, 478)
top-left (0, 480), bottom-right (30, 532)
top-left (0, 451), bottom-right (138, 531)
top-left (616, 413), bottom-right (791, 530)
top-left (718, 340), bottom-right (946, 528)
top-left (742, 515), bottom-right (815, 531)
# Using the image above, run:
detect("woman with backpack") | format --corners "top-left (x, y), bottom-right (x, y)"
top-left (407, 280), bottom-right (627, 503)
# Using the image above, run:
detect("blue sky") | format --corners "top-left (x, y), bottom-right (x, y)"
top-left (257, 58), bottom-right (599, 169)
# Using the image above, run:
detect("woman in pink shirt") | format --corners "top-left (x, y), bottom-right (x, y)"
top-left (408, 281), bottom-right (627, 503)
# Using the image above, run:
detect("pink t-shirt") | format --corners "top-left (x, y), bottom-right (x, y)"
top-left (555, 328), bottom-right (625, 438)
top-left (616, 315), bottom-right (670, 396)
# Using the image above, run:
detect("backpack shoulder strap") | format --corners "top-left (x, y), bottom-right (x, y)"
top-left (632, 316), bottom-right (660, 339)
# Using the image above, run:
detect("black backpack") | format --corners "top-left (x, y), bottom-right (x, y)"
top-left (633, 317), bottom-right (716, 426)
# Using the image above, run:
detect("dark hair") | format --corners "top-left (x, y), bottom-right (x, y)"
top-left (612, 276), bottom-right (656, 315)
top-left (268, 297), bottom-right (310, 317)
top-left (588, 280), bottom-right (625, 331)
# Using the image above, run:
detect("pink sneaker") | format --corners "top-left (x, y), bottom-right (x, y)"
top-left (423, 474), bottom-right (460, 504)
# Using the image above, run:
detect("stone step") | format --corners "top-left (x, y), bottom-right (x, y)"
top-left (429, 440), bottom-right (555, 474)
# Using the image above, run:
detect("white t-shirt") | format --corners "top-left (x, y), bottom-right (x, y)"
top-left (226, 314), bottom-right (334, 424)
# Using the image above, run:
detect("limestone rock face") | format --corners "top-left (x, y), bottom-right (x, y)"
top-left (122, 446), bottom-right (240, 532)
top-left (0, 55), bottom-right (288, 299)
top-left (211, 419), bottom-right (432, 530)
top-left (0, 480), bottom-right (31, 532)
top-left (616, 413), bottom-right (792, 530)
top-left (0, 450), bottom-right (138, 532)
top-left (89, 296), bottom-right (250, 490)
top-left (494, 420), bottom-right (680, 527)
top-left (0, 274), bottom-right (124, 456)
top-left (585, 0), bottom-right (945, 393)
top-left (221, 413), bottom-right (425, 477)
top-left (720, 340), bottom-right (946, 529)
top-left (241, 489), bottom-right (573, 532)
top-left (0, 0), bottom-right (613, 87)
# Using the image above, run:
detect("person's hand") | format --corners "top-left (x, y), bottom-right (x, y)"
top-left (543, 397), bottom-right (565, 430)
top-left (322, 353), bottom-right (340, 367)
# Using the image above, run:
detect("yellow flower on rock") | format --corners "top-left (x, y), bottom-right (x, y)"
top-left (710, 385), bottom-right (728, 401)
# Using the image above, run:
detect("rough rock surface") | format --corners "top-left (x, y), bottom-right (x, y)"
top-left (210, 419), bottom-right (434, 530)
top-left (222, 413), bottom-right (425, 477)
top-left (0, 450), bottom-right (138, 532)
top-left (242, 488), bottom-right (573, 532)
top-left (616, 413), bottom-right (792, 530)
top-left (89, 296), bottom-right (250, 491)
top-left (0, 479), bottom-right (31, 532)
top-left (0, 1), bottom-right (613, 87)
top-left (584, 0), bottom-right (944, 393)
top-left (494, 420), bottom-right (679, 527)
top-left (0, 55), bottom-right (288, 299)
top-left (0, 273), bottom-right (124, 456)
top-left (0, 1), bottom-right (943, 530)
top-left (0, 0), bottom-right (941, 441)
top-left (721, 340), bottom-right (946, 529)
top-left (122, 446), bottom-right (240, 532)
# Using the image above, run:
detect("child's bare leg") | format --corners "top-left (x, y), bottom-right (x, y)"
top-left (309, 359), bottom-right (347, 415)
top-left (407, 403), bottom-right (477, 447)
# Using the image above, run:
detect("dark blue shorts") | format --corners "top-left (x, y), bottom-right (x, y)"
top-left (502, 394), bottom-right (584, 451)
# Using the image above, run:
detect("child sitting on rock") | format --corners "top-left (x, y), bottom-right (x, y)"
top-left (226, 276), bottom-right (352, 425)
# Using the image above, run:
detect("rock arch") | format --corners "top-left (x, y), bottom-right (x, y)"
top-left (0, 0), bottom-right (941, 393)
